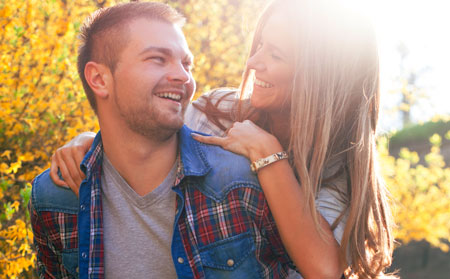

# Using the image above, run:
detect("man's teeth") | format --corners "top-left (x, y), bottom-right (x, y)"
top-left (254, 78), bottom-right (273, 88)
top-left (156, 92), bottom-right (181, 101)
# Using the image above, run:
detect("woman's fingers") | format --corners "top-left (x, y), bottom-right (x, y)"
top-left (54, 150), bottom-right (79, 196)
top-left (49, 133), bottom-right (94, 197)
top-left (191, 133), bottom-right (227, 147)
top-left (50, 154), bottom-right (68, 187)
top-left (72, 145), bottom-right (87, 185)
top-left (192, 131), bottom-right (251, 158)
top-left (60, 147), bottom-right (84, 195)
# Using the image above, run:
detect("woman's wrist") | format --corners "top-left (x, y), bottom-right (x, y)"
top-left (248, 134), bottom-right (284, 162)
top-left (250, 151), bottom-right (289, 173)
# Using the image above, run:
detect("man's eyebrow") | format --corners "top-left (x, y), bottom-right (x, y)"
top-left (139, 46), bottom-right (173, 56)
top-left (139, 47), bottom-right (194, 62)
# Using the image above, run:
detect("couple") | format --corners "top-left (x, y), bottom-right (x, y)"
top-left (30, 1), bottom-right (395, 278)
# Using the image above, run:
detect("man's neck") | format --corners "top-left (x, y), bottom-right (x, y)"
top-left (100, 124), bottom-right (179, 196)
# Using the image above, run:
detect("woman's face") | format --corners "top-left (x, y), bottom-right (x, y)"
top-left (247, 9), bottom-right (295, 112)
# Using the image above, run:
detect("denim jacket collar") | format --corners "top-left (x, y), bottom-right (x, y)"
top-left (178, 125), bottom-right (212, 177)
top-left (80, 131), bottom-right (103, 178)
top-left (80, 125), bottom-right (212, 179)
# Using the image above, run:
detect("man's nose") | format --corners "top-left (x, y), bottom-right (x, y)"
top-left (166, 63), bottom-right (190, 84)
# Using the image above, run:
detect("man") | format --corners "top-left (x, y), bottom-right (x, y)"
top-left (30, 2), bottom-right (292, 279)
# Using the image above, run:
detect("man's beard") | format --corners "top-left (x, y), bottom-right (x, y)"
top-left (114, 88), bottom-right (185, 142)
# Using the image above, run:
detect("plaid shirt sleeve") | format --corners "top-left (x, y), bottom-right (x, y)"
top-left (260, 198), bottom-right (297, 272)
top-left (29, 201), bottom-right (74, 279)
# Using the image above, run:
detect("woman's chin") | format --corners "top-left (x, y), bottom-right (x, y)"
top-left (250, 94), bottom-right (270, 110)
top-left (250, 99), bottom-right (264, 110)
top-left (250, 95), bottom-right (283, 112)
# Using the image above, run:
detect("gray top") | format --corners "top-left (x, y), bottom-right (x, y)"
top-left (101, 154), bottom-right (178, 279)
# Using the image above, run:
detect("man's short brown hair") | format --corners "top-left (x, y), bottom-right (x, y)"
top-left (77, 2), bottom-right (185, 113)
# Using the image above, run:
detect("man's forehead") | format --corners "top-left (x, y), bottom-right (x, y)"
top-left (127, 18), bottom-right (192, 57)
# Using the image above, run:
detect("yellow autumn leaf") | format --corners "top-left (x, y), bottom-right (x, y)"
top-left (1, 150), bottom-right (11, 160)
top-left (8, 161), bottom-right (22, 174)
top-left (11, 201), bottom-right (20, 211)
top-left (0, 163), bottom-right (9, 174)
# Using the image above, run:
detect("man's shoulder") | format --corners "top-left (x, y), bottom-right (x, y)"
top-left (196, 143), bottom-right (261, 202)
top-left (31, 169), bottom-right (79, 214)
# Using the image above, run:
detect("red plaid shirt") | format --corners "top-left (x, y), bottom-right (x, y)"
top-left (30, 125), bottom-right (294, 279)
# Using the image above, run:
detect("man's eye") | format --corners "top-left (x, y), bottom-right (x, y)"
top-left (147, 56), bottom-right (165, 63)
top-left (256, 42), bottom-right (263, 50)
top-left (183, 61), bottom-right (193, 70)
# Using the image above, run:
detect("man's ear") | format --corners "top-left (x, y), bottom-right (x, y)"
top-left (84, 62), bottom-right (112, 99)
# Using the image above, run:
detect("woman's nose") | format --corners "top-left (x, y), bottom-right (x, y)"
top-left (246, 49), bottom-right (266, 72)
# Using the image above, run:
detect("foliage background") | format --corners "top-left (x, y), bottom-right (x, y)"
top-left (0, 0), bottom-right (449, 278)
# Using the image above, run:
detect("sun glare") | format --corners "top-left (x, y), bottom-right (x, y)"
top-left (339, 0), bottom-right (450, 129)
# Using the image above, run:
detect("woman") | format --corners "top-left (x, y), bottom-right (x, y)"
top-left (51, 0), bottom-right (395, 277)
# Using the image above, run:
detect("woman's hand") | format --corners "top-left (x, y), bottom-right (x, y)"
top-left (191, 120), bottom-right (283, 162)
top-left (49, 132), bottom-right (96, 196)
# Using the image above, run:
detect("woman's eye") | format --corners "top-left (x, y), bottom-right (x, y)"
top-left (271, 52), bottom-right (283, 61)
top-left (272, 54), bottom-right (281, 60)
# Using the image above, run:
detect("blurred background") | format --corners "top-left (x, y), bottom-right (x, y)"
top-left (0, 0), bottom-right (449, 278)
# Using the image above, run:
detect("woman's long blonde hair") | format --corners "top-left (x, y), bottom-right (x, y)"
top-left (195, 0), bottom-right (395, 277)
top-left (239, 0), bottom-right (395, 277)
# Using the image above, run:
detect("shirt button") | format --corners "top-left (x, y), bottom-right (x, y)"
top-left (81, 252), bottom-right (87, 259)
top-left (80, 204), bottom-right (86, 211)
top-left (227, 259), bottom-right (234, 267)
top-left (177, 257), bottom-right (184, 264)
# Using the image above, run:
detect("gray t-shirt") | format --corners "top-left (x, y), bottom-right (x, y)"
top-left (101, 154), bottom-right (177, 279)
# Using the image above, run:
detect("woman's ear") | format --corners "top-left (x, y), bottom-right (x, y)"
top-left (84, 62), bottom-right (112, 99)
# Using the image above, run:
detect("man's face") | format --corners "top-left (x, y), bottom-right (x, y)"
top-left (111, 18), bottom-right (195, 139)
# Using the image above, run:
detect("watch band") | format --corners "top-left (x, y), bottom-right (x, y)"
top-left (250, 151), bottom-right (289, 173)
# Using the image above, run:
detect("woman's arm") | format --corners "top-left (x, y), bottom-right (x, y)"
top-left (49, 132), bottom-right (95, 196)
top-left (192, 120), bottom-right (344, 279)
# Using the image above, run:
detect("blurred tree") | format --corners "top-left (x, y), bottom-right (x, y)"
top-left (0, 0), bottom-right (104, 277)
top-left (395, 42), bottom-right (430, 127)
top-left (379, 133), bottom-right (450, 252)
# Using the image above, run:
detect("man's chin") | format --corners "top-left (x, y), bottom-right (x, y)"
top-left (150, 119), bottom-right (184, 140)
top-left (163, 116), bottom-right (184, 130)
